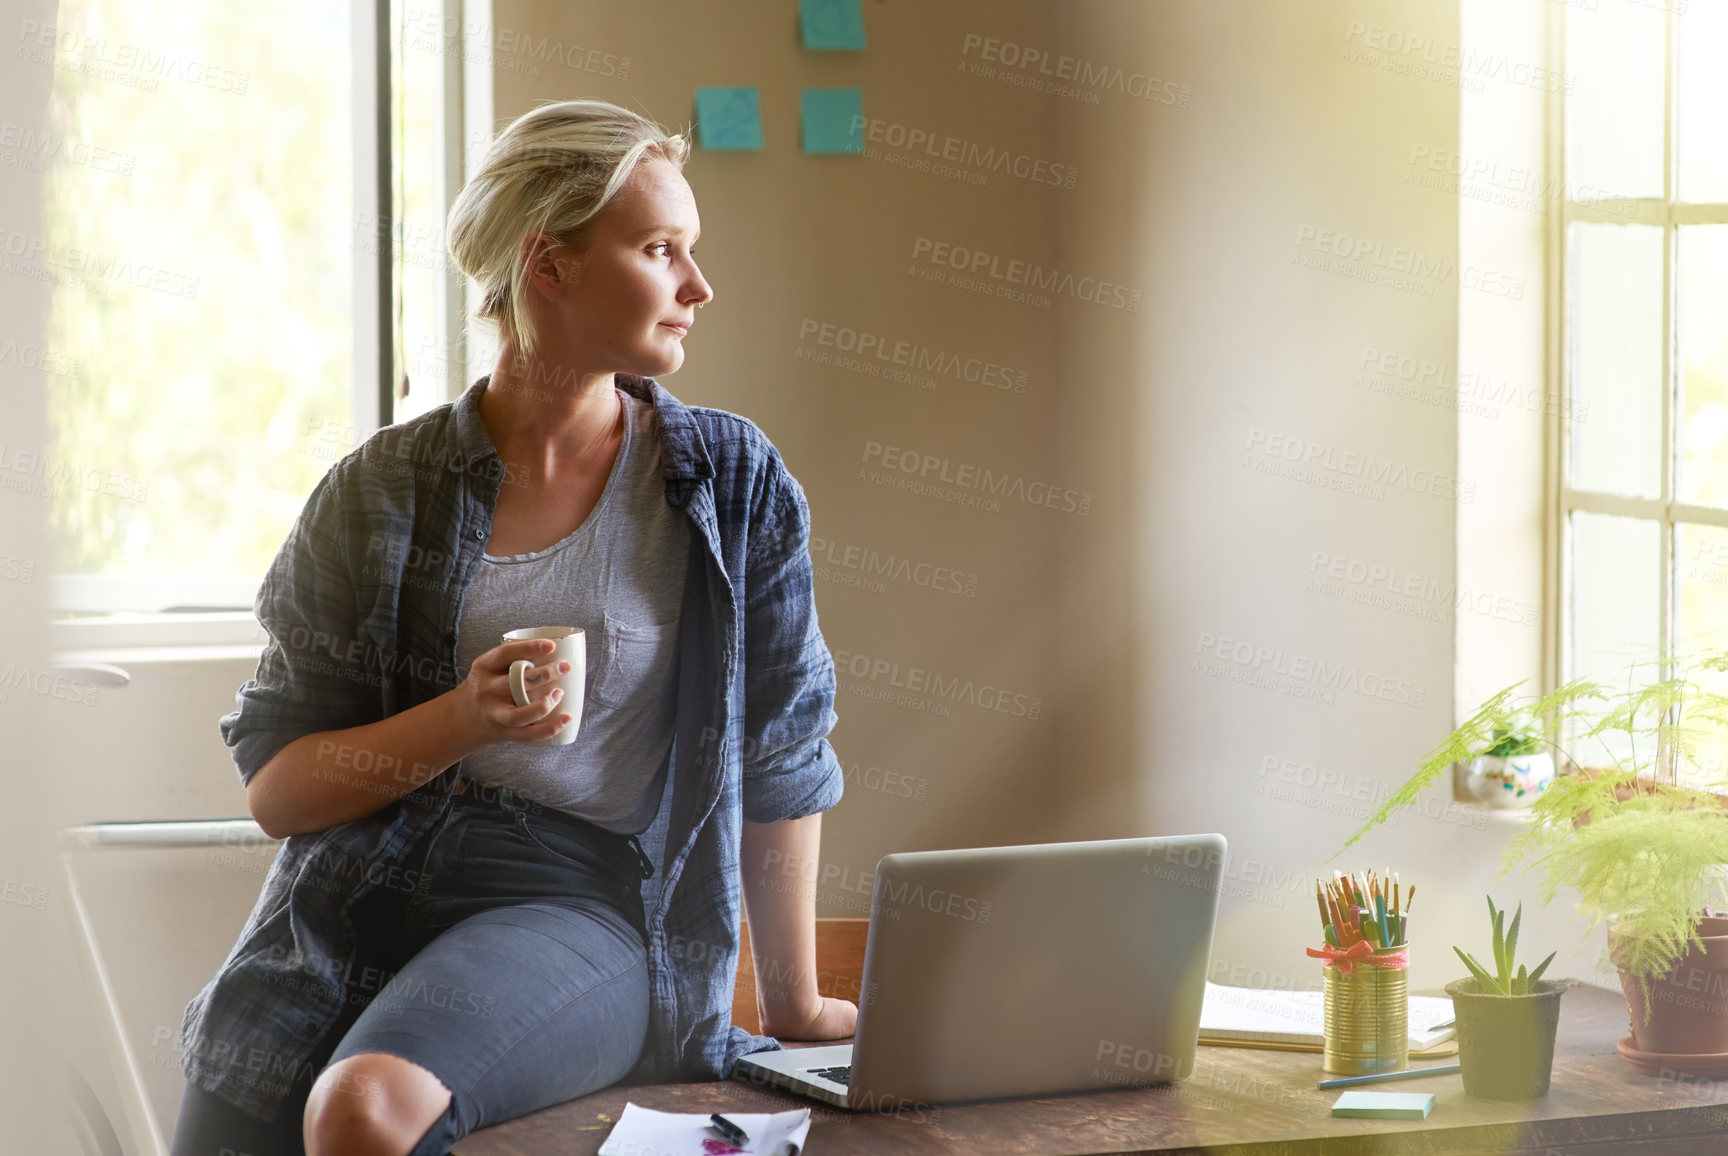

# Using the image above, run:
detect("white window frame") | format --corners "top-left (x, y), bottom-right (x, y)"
top-left (1554, 3), bottom-right (1728, 708)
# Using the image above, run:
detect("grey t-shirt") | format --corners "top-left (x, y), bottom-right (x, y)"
top-left (454, 387), bottom-right (690, 834)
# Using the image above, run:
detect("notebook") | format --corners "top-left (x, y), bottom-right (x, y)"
top-left (1199, 982), bottom-right (1456, 1051)
top-left (596, 1103), bottom-right (812, 1156)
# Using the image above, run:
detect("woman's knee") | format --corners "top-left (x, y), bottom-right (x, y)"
top-left (303, 1053), bottom-right (452, 1156)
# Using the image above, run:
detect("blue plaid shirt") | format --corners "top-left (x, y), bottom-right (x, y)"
top-left (181, 375), bottom-right (844, 1122)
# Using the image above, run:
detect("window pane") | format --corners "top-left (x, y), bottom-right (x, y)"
top-left (1677, 523), bottom-right (1728, 788)
top-left (396, 0), bottom-right (451, 423)
top-left (1566, 1), bottom-right (1666, 200)
top-left (40, 0), bottom-right (353, 582)
top-left (1569, 512), bottom-right (1661, 773)
top-left (1568, 224), bottom-right (1665, 499)
top-left (1679, 226), bottom-right (1728, 506)
top-left (1678, 0), bottom-right (1728, 203)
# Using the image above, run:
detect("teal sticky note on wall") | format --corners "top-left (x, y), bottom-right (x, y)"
top-left (801, 0), bottom-right (867, 50)
top-left (694, 87), bottom-right (764, 150)
top-left (801, 88), bottom-right (863, 154)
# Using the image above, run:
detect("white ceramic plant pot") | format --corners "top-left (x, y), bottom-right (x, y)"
top-left (1464, 752), bottom-right (1556, 809)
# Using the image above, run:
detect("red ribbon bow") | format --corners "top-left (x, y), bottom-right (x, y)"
top-left (1306, 938), bottom-right (1409, 976)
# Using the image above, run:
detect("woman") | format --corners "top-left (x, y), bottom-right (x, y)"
top-left (171, 99), bottom-right (854, 1156)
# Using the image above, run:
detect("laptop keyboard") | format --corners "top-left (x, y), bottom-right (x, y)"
top-left (804, 1065), bottom-right (851, 1086)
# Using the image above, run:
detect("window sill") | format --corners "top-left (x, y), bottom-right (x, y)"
top-left (48, 612), bottom-right (266, 656)
top-left (1469, 806), bottom-right (1538, 826)
top-left (52, 646), bottom-right (267, 674)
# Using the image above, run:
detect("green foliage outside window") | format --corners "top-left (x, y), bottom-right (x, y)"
top-left (39, 0), bottom-right (352, 583)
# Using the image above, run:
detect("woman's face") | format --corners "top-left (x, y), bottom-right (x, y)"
top-left (537, 155), bottom-right (713, 379)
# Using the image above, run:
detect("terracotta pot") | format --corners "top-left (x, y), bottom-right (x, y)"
top-left (1611, 916), bottom-right (1728, 1055)
top-left (1567, 770), bottom-right (1728, 831)
top-left (1445, 977), bottom-right (1571, 1099)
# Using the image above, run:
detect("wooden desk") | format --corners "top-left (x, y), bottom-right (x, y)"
top-left (453, 983), bottom-right (1728, 1155)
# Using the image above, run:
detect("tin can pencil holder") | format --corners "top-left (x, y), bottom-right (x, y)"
top-left (1319, 947), bottom-right (1409, 1075)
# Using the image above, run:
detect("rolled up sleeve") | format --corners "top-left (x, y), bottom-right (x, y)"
top-left (739, 457), bottom-right (844, 824)
top-left (219, 468), bottom-right (382, 788)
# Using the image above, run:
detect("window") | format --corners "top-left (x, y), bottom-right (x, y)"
top-left (394, 0), bottom-right (473, 427)
top-left (31, 0), bottom-right (407, 619)
top-left (1559, 0), bottom-right (1728, 782)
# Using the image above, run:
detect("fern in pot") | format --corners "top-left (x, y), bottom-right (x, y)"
top-left (1334, 654), bottom-right (1728, 1068)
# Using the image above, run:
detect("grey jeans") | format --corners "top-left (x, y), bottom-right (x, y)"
top-left (170, 780), bottom-right (655, 1156)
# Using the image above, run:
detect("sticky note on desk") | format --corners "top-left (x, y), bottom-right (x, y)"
top-left (1331, 1091), bottom-right (1434, 1119)
top-left (695, 87), bottom-right (764, 150)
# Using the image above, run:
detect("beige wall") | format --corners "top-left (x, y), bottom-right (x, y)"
top-left (491, 0), bottom-right (1603, 991)
top-left (0, 0), bottom-right (82, 1147)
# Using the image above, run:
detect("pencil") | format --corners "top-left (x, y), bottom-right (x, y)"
top-left (1317, 1063), bottom-right (1460, 1090)
top-left (1332, 891), bottom-right (1353, 945)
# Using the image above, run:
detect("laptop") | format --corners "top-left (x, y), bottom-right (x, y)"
top-left (733, 833), bottom-right (1226, 1112)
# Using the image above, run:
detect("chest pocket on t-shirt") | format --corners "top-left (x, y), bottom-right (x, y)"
top-left (589, 611), bottom-right (679, 710)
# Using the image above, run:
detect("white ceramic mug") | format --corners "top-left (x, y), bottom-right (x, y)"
top-left (501, 626), bottom-right (584, 747)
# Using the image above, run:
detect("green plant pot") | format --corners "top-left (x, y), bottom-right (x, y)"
top-left (1445, 977), bottom-right (1571, 1100)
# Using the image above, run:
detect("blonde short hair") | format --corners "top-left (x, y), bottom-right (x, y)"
top-left (446, 99), bottom-right (690, 359)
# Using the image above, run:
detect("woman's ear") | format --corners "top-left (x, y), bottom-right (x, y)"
top-left (520, 233), bottom-right (579, 296)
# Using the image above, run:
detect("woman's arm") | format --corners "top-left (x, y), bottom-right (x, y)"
top-left (247, 639), bottom-right (573, 838)
top-left (739, 811), bottom-right (858, 1039)
top-left (731, 439), bottom-right (851, 1038)
top-left (247, 688), bottom-right (475, 839)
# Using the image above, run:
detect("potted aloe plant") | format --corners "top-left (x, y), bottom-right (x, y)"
top-left (1334, 651), bottom-right (1728, 1071)
top-left (1446, 896), bottom-right (1573, 1099)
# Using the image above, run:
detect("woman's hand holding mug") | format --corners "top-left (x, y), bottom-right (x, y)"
top-left (459, 627), bottom-right (585, 747)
